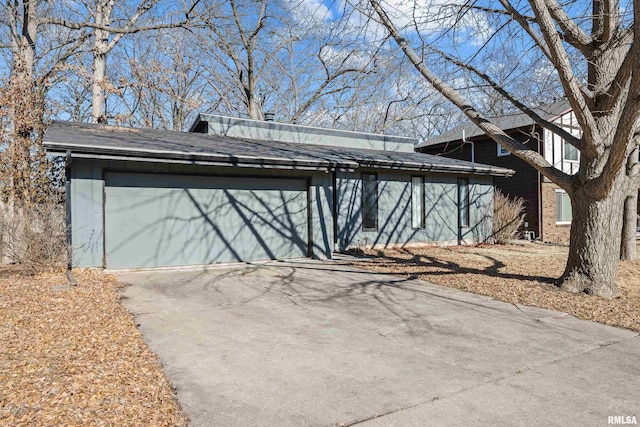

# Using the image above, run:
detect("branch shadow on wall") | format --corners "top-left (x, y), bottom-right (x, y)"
top-left (105, 177), bottom-right (311, 268)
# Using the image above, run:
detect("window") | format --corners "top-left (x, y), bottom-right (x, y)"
top-left (563, 141), bottom-right (579, 161)
top-left (555, 190), bottom-right (572, 224)
top-left (411, 176), bottom-right (424, 229)
top-left (497, 144), bottom-right (510, 157)
top-left (362, 173), bottom-right (378, 230)
top-left (458, 178), bottom-right (470, 227)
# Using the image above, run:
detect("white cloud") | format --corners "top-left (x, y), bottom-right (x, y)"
top-left (285, 0), bottom-right (333, 26)
top-left (330, 0), bottom-right (494, 46)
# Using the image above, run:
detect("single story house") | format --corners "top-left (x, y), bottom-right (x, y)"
top-left (43, 115), bottom-right (513, 269)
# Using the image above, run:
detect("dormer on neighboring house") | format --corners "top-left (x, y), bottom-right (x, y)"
top-left (417, 100), bottom-right (583, 243)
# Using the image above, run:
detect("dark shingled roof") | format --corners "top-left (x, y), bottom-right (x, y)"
top-left (44, 121), bottom-right (514, 176)
top-left (417, 100), bottom-right (571, 148)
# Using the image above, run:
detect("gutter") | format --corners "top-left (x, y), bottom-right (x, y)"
top-left (356, 160), bottom-right (514, 177)
top-left (45, 142), bottom-right (514, 177)
top-left (44, 141), bottom-right (358, 171)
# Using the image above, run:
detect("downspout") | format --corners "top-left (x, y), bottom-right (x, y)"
top-left (535, 127), bottom-right (542, 241)
top-left (65, 150), bottom-right (77, 286)
top-left (332, 169), bottom-right (338, 252)
top-left (463, 129), bottom-right (474, 163)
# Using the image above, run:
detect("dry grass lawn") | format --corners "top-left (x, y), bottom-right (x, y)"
top-left (350, 243), bottom-right (640, 332)
top-left (0, 268), bottom-right (187, 426)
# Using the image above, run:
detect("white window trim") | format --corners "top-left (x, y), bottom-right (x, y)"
top-left (497, 144), bottom-right (510, 157)
top-left (555, 189), bottom-right (572, 225)
top-left (458, 178), bottom-right (470, 228)
top-left (562, 140), bottom-right (579, 163)
top-left (411, 176), bottom-right (425, 229)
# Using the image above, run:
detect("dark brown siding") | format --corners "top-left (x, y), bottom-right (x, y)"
top-left (419, 131), bottom-right (541, 238)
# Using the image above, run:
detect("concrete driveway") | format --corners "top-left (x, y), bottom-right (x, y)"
top-left (116, 258), bottom-right (639, 426)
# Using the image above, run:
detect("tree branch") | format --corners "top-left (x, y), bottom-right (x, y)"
top-left (497, 0), bottom-right (553, 62)
top-left (544, 0), bottom-right (593, 52)
top-left (598, 34), bottom-right (635, 111)
top-left (457, 4), bottom-right (535, 21)
top-left (35, 32), bottom-right (92, 88)
top-left (590, 9), bottom-right (640, 197)
top-left (291, 66), bottom-right (370, 123)
top-left (592, 0), bottom-right (619, 42)
top-left (428, 44), bottom-right (582, 148)
top-left (369, 0), bottom-right (574, 190)
top-left (529, 0), bottom-right (598, 156)
top-left (43, 17), bottom-right (188, 35)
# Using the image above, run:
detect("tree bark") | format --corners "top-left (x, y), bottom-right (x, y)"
top-left (246, 93), bottom-right (264, 120)
top-left (8, 0), bottom-right (38, 202)
top-left (559, 177), bottom-right (626, 298)
top-left (621, 146), bottom-right (639, 260)
top-left (91, 1), bottom-right (113, 124)
top-left (91, 49), bottom-right (108, 123)
top-left (367, 0), bottom-right (639, 299)
top-left (620, 191), bottom-right (638, 260)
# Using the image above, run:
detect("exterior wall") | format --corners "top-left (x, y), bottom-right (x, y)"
top-left (70, 158), bottom-right (496, 268)
top-left (70, 160), bottom-right (104, 268)
top-left (69, 158), bottom-right (333, 267)
top-left (540, 181), bottom-right (571, 243)
top-left (543, 110), bottom-right (581, 176)
top-left (310, 173), bottom-right (333, 259)
top-left (200, 114), bottom-right (417, 152)
top-left (335, 169), bottom-right (493, 250)
top-left (419, 131), bottom-right (540, 239)
top-left (419, 112), bottom-right (583, 244)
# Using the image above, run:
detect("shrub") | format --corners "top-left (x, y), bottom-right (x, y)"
top-left (0, 198), bottom-right (66, 272)
top-left (493, 190), bottom-right (525, 244)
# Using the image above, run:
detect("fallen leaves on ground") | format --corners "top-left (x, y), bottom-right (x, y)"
top-left (0, 268), bottom-right (188, 426)
top-left (350, 243), bottom-right (640, 332)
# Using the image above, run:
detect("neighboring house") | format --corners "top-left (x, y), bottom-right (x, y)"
top-left (417, 101), bottom-right (580, 243)
top-left (43, 116), bottom-right (512, 269)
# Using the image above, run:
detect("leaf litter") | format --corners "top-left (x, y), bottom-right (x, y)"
top-left (349, 243), bottom-right (640, 332)
top-left (0, 268), bottom-right (188, 426)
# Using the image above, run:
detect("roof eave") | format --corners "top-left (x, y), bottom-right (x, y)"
top-left (44, 141), bottom-right (513, 177)
top-left (417, 124), bottom-right (538, 149)
top-left (187, 113), bottom-right (204, 133)
top-left (43, 141), bottom-right (355, 171)
top-left (346, 160), bottom-right (514, 177)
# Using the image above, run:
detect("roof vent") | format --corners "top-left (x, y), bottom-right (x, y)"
top-left (264, 112), bottom-right (275, 122)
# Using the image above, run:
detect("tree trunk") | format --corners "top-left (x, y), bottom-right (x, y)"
top-left (559, 182), bottom-right (625, 298)
top-left (8, 0), bottom-right (38, 203)
top-left (620, 191), bottom-right (638, 260)
top-left (91, 2), bottom-right (112, 124)
top-left (246, 88), bottom-right (263, 120)
top-left (91, 50), bottom-right (107, 123)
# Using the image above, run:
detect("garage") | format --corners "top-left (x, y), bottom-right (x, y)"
top-left (104, 172), bottom-right (309, 269)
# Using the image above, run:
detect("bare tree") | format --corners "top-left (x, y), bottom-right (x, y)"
top-left (366, 0), bottom-right (640, 298)
top-left (44, 0), bottom-right (199, 123)
top-left (115, 29), bottom-right (207, 130)
top-left (197, 0), bottom-right (276, 120)
top-left (621, 145), bottom-right (639, 260)
top-left (315, 55), bottom-right (462, 136)
top-left (195, 0), bottom-right (380, 123)
top-left (0, 0), bottom-right (88, 202)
